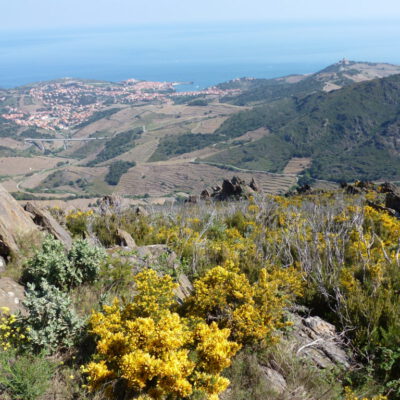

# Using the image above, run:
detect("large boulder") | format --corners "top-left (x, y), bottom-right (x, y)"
top-left (24, 202), bottom-right (72, 249)
top-left (385, 192), bottom-right (400, 213)
top-left (0, 184), bottom-right (38, 259)
top-left (288, 314), bottom-right (350, 368)
top-left (0, 277), bottom-right (25, 314)
top-left (116, 229), bottom-right (137, 249)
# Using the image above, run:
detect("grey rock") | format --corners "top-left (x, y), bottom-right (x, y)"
top-left (0, 184), bottom-right (38, 259)
top-left (0, 277), bottom-right (25, 314)
top-left (24, 202), bottom-right (72, 249)
top-left (210, 176), bottom-right (258, 201)
top-left (289, 314), bottom-right (350, 369)
top-left (116, 229), bottom-right (137, 249)
top-left (0, 256), bottom-right (6, 273)
top-left (261, 366), bottom-right (287, 394)
top-left (174, 273), bottom-right (193, 304)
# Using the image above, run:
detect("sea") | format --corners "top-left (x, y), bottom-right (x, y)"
top-left (1, 20), bottom-right (400, 90)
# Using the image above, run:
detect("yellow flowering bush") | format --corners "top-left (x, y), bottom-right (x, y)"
top-left (66, 209), bottom-right (94, 237)
top-left (344, 387), bottom-right (387, 400)
top-left (83, 269), bottom-right (240, 399)
top-left (0, 308), bottom-right (29, 351)
top-left (187, 265), bottom-right (302, 344)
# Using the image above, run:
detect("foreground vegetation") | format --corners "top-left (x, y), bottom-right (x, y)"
top-left (1, 186), bottom-right (400, 399)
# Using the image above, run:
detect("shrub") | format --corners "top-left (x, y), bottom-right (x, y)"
top-left (22, 235), bottom-right (70, 289)
top-left (68, 239), bottom-right (105, 285)
top-left (66, 210), bottom-right (94, 237)
top-left (186, 265), bottom-right (302, 344)
top-left (82, 269), bottom-right (240, 400)
top-left (105, 160), bottom-right (135, 185)
top-left (22, 280), bottom-right (83, 352)
top-left (22, 235), bottom-right (105, 290)
top-left (0, 349), bottom-right (56, 400)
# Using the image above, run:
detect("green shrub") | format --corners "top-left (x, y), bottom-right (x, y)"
top-left (22, 280), bottom-right (83, 352)
top-left (0, 349), bottom-right (56, 400)
top-left (22, 235), bottom-right (105, 290)
top-left (105, 160), bottom-right (135, 185)
top-left (68, 239), bottom-right (106, 285)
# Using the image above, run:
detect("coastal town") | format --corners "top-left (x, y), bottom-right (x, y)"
top-left (1, 78), bottom-right (240, 131)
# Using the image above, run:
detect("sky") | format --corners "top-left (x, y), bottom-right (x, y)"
top-left (1, 0), bottom-right (400, 30)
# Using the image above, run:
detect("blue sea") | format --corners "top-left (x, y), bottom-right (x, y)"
top-left (0, 20), bottom-right (400, 90)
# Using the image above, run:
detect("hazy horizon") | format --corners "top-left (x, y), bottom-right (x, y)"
top-left (1, 0), bottom-right (400, 30)
top-left (1, 19), bottom-right (400, 89)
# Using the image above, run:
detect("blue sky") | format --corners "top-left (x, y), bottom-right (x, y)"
top-left (1, 0), bottom-right (400, 30)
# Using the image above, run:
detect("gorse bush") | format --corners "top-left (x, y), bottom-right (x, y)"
top-left (5, 185), bottom-right (400, 399)
top-left (22, 235), bottom-right (105, 290)
top-left (186, 265), bottom-right (302, 344)
top-left (66, 210), bottom-right (94, 237)
top-left (83, 269), bottom-right (241, 400)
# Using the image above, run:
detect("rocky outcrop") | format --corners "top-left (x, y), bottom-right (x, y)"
top-left (97, 194), bottom-right (123, 215)
top-left (254, 314), bottom-right (350, 397)
top-left (0, 184), bottom-right (38, 259)
top-left (210, 176), bottom-right (259, 201)
top-left (116, 229), bottom-right (137, 249)
top-left (0, 277), bottom-right (25, 314)
top-left (287, 314), bottom-right (349, 369)
top-left (341, 181), bottom-right (400, 215)
top-left (24, 202), bottom-right (72, 249)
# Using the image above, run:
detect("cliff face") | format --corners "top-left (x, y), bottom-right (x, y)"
top-left (0, 184), bottom-right (38, 259)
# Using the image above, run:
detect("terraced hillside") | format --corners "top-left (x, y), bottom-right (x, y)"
top-left (117, 162), bottom-right (297, 197)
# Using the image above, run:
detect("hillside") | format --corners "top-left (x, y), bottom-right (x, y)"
top-left (1, 182), bottom-right (400, 399)
top-left (207, 73), bottom-right (400, 181)
top-left (2, 61), bottom-right (400, 201)
top-left (219, 60), bottom-right (400, 105)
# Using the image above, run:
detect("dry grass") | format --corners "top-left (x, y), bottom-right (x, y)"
top-left (0, 156), bottom-right (67, 175)
top-left (117, 162), bottom-right (296, 197)
top-left (282, 158), bottom-right (312, 175)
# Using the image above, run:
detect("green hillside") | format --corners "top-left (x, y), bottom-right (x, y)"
top-left (207, 74), bottom-right (400, 181)
top-left (220, 61), bottom-right (400, 106)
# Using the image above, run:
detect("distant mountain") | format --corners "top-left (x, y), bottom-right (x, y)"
top-left (207, 73), bottom-right (400, 181)
top-left (218, 60), bottom-right (400, 105)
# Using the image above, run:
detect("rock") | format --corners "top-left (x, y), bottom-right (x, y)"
top-left (297, 184), bottom-right (312, 194)
top-left (24, 202), bottom-right (72, 249)
top-left (288, 314), bottom-right (350, 369)
top-left (0, 277), bottom-right (25, 314)
top-left (345, 185), bottom-right (362, 195)
top-left (98, 194), bottom-right (123, 215)
top-left (133, 205), bottom-right (149, 217)
top-left (116, 229), bottom-right (137, 248)
top-left (185, 195), bottom-right (199, 204)
top-left (0, 184), bottom-right (38, 259)
top-left (379, 182), bottom-right (400, 195)
top-left (210, 176), bottom-right (258, 201)
top-left (200, 189), bottom-right (210, 200)
top-left (366, 200), bottom-right (397, 217)
top-left (222, 179), bottom-right (238, 197)
top-left (385, 192), bottom-right (400, 213)
top-left (260, 367), bottom-right (287, 394)
top-left (0, 256), bottom-right (6, 273)
top-left (174, 273), bottom-right (193, 304)
top-left (249, 177), bottom-right (259, 192)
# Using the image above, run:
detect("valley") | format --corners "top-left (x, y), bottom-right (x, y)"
top-left (1, 59), bottom-right (400, 206)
